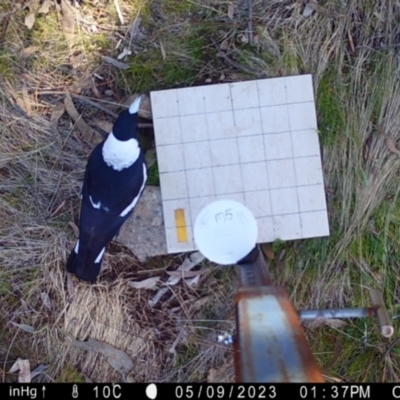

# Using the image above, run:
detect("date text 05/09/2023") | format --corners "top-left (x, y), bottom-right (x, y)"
top-left (173, 384), bottom-right (372, 400)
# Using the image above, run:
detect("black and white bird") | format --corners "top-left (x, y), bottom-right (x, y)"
top-left (66, 96), bottom-right (147, 282)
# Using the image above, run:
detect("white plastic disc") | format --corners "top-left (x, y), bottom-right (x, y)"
top-left (193, 200), bottom-right (258, 265)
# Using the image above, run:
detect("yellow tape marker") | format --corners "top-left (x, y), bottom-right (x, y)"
top-left (175, 209), bottom-right (188, 243)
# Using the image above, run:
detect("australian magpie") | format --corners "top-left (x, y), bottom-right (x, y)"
top-left (66, 96), bottom-right (147, 282)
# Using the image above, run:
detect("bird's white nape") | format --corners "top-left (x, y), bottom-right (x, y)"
top-left (120, 163), bottom-right (147, 217)
top-left (95, 247), bottom-right (106, 263)
top-left (128, 95), bottom-right (141, 115)
top-left (102, 132), bottom-right (140, 171)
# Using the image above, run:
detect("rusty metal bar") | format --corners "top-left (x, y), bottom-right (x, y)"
top-left (234, 286), bottom-right (324, 382)
top-left (234, 246), bottom-right (324, 382)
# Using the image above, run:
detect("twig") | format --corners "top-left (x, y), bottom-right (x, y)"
top-left (0, 13), bottom-right (10, 45)
top-left (114, 0), bottom-right (124, 25)
top-left (384, 336), bottom-right (400, 360)
top-left (247, 0), bottom-right (253, 45)
top-left (347, 30), bottom-right (356, 55)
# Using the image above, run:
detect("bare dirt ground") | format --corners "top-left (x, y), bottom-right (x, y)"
top-left (1, 0), bottom-right (400, 383)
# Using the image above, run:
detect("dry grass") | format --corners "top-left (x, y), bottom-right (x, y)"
top-left (1, 0), bottom-right (400, 383)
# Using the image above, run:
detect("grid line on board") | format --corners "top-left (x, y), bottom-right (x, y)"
top-left (283, 77), bottom-right (303, 239)
top-left (229, 83), bottom-right (246, 210)
top-left (256, 79), bottom-right (277, 239)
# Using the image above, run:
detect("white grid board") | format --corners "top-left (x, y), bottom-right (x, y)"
top-left (150, 75), bottom-right (329, 254)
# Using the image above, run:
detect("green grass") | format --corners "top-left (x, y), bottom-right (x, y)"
top-left (56, 365), bottom-right (85, 383)
top-left (0, 50), bottom-right (16, 80)
top-left (121, 27), bottom-right (211, 93)
top-left (316, 68), bottom-right (347, 147)
top-left (146, 161), bottom-right (159, 186)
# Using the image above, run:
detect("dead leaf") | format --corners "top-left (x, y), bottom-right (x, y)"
top-left (16, 98), bottom-right (28, 114)
top-left (323, 319), bottom-right (348, 329)
top-left (70, 338), bottom-right (133, 377)
top-left (61, 0), bottom-right (75, 50)
top-left (227, 4), bottom-right (234, 20)
top-left (20, 299), bottom-right (30, 313)
top-left (9, 358), bottom-right (31, 383)
top-left (24, 0), bottom-right (41, 29)
top-left (128, 276), bottom-right (160, 289)
top-left (220, 38), bottom-right (229, 50)
top-left (71, 76), bottom-right (95, 93)
top-left (22, 85), bottom-right (32, 116)
top-left (67, 272), bottom-right (75, 298)
top-left (160, 41), bottom-right (167, 61)
top-left (40, 292), bottom-right (52, 310)
top-left (303, 3), bottom-right (315, 18)
top-left (128, 16), bottom-right (145, 40)
top-left (166, 252), bottom-right (205, 286)
top-left (64, 92), bottom-right (102, 143)
top-left (102, 56), bottom-right (130, 69)
top-left (38, 0), bottom-right (51, 14)
top-left (386, 136), bottom-right (400, 156)
top-left (148, 287), bottom-right (168, 308)
top-left (30, 364), bottom-right (48, 380)
top-left (185, 274), bottom-right (201, 287)
top-left (19, 46), bottom-right (40, 60)
top-left (11, 322), bottom-right (36, 334)
top-left (166, 269), bottom-right (206, 278)
top-left (50, 102), bottom-right (65, 148)
top-left (261, 243), bottom-right (275, 260)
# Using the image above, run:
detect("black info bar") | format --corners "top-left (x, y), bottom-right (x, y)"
top-left (3, 383), bottom-right (400, 399)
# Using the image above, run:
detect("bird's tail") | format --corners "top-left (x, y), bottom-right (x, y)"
top-left (66, 240), bottom-right (105, 282)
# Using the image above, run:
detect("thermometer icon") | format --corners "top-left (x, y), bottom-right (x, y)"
top-left (72, 384), bottom-right (79, 399)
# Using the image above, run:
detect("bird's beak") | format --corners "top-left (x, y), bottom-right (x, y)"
top-left (128, 95), bottom-right (142, 115)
